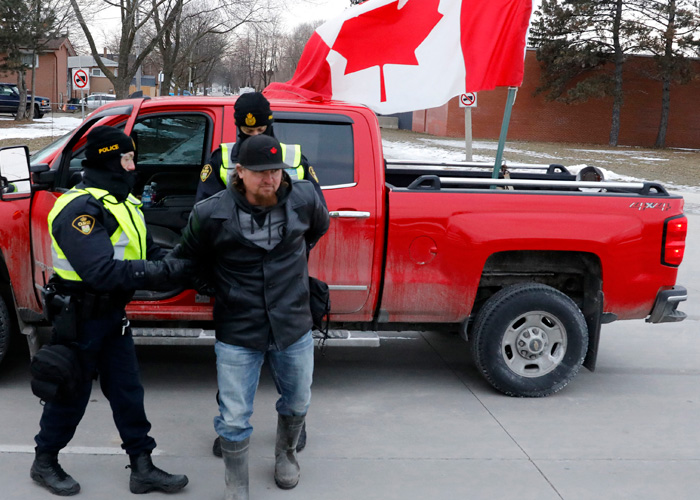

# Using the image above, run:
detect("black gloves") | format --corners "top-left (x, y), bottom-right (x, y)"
top-left (143, 258), bottom-right (194, 290)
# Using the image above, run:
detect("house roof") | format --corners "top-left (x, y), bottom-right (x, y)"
top-left (43, 37), bottom-right (77, 56)
top-left (68, 55), bottom-right (119, 68)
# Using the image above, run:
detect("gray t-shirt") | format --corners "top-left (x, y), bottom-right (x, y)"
top-left (238, 206), bottom-right (285, 250)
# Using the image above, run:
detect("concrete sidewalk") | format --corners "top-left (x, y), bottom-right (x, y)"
top-left (0, 213), bottom-right (697, 500)
top-left (2, 317), bottom-right (700, 500)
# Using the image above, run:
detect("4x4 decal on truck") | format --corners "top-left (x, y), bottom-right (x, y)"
top-left (629, 202), bottom-right (672, 211)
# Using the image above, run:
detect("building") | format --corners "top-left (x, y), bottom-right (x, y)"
top-left (0, 37), bottom-right (77, 111)
top-left (413, 49), bottom-right (700, 149)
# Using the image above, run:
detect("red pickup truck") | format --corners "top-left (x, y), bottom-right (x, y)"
top-left (0, 95), bottom-right (688, 397)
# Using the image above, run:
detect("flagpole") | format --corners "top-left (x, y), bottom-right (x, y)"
top-left (491, 86), bottom-right (518, 185)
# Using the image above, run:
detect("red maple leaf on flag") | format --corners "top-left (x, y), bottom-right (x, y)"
top-left (331, 0), bottom-right (444, 102)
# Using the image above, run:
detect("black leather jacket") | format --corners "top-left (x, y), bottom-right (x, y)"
top-left (178, 175), bottom-right (329, 351)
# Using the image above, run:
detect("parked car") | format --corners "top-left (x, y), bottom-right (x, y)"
top-left (84, 93), bottom-right (117, 109)
top-left (0, 83), bottom-right (51, 118)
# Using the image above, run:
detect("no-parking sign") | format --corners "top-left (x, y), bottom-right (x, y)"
top-left (72, 69), bottom-right (89, 91)
top-left (459, 92), bottom-right (477, 108)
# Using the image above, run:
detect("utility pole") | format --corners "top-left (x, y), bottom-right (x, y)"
top-left (135, 1), bottom-right (142, 92)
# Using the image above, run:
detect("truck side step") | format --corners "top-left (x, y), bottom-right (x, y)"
top-left (131, 328), bottom-right (216, 345)
top-left (130, 328), bottom-right (380, 348)
top-left (314, 330), bottom-right (380, 347)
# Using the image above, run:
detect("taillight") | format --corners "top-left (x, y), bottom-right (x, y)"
top-left (662, 215), bottom-right (687, 267)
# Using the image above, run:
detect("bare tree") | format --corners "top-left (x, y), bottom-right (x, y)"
top-left (225, 14), bottom-right (285, 91)
top-left (69, 0), bottom-right (184, 98)
top-left (274, 20), bottom-right (321, 82)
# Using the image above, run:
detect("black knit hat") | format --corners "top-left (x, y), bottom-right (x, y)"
top-left (84, 126), bottom-right (135, 166)
top-left (238, 134), bottom-right (285, 171)
top-left (234, 92), bottom-right (273, 128)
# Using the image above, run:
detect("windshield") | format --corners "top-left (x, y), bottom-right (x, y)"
top-left (30, 132), bottom-right (72, 166)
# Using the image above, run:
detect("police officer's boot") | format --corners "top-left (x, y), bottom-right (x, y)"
top-left (274, 414), bottom-right (305, 489)
top-left (220, 436), bottom-right (249, 500)
top-left (128, 451), bottom-right (189, 494)
top-left (214, 423), bottom-right (307, 458)
top-left (30, 449), bottom-right (81, 496)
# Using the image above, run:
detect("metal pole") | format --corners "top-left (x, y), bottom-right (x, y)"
top-left (135, 6), bottom-right (142, 92)
top-left (464, 107), bottom-right (472, 162)
top-left (492, 86), bottom-right (518, 182)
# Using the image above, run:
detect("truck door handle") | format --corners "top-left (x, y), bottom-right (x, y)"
top-left (329, 211), bottom-right (370, 219)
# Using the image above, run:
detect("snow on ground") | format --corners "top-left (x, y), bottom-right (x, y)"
top-left (0, 115), bottom-right (82, 140)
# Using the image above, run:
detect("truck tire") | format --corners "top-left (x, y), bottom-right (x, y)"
top-left (471, 283), bottom-right (588, 397)
top-left (0, 295), bottom-right (11, 367)
top-left (33, 104), bottom-right (43, 119)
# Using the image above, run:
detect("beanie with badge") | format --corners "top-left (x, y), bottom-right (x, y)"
top-left (234, 92), bottom-right (273, 129)
top-left (82, 126), bottom-right (135, 172)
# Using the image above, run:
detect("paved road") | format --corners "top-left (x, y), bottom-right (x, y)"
top-left (0, 212), bottom-right (698, 500)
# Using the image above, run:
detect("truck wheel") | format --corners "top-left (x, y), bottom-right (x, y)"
top-left (471, 283), bottom-right (588, 397)
top-left (33, 104), bottom-right (43, 119)
top-left (0, 295), bottom-right (11, 367)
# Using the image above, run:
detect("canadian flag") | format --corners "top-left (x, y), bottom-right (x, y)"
top-left (265, 0), bottom-right (532, 114)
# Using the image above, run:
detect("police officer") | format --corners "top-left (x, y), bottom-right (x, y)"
top-left (195, 91), bottom-right (323, 204)
top-left (31, 126), bottom-right (192, 496)
top-left (197, 92), bottom-right (324, 458)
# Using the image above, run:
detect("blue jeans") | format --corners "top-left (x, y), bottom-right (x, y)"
top-left (214, 331), bottom-right (314, 442)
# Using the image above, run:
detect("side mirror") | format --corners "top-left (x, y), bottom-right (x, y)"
top-left (0, 146), bottom-right (31, 199)
top-left (30, 162), bottom-right (54, 190)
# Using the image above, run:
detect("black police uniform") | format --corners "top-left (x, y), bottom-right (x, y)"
top-left (31, 125), bottom-right (189, 496)
top-left (36, 190), bottom-right (164, 455)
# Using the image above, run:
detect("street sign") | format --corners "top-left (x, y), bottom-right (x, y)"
top-left (459, 92), bottom-right (477, 108)
top-left (72, 69), bottom-right (89, 90)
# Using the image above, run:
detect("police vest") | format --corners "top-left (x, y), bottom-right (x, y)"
top-left (219, 142), bottom-right (304, 186)
top-left (48, 187), bottom-right (148, 282)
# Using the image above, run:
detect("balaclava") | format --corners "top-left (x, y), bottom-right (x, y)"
top-left (81, 125), bottom-right (136, 201)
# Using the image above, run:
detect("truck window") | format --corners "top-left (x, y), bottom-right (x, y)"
top-left (273, 121), bottom-right (354, 187)
top-left (133, 114), bottom-right (209, 166)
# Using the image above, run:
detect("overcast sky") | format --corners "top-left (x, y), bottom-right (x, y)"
top-left (90, 1), bottom-right (541, 45)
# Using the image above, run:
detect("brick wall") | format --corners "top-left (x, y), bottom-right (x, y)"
top-left (414, 49), bottom-right (700, 148)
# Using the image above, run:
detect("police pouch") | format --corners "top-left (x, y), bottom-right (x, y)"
top-left (42, 285), bottom-right (78, 344)
top-left (30, 344), bottom-right (82, 403)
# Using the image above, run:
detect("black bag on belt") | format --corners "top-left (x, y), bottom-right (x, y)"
top-left (30, 344), bottom-right (82, 403)
top-left (308, 277), bottom-right (330, 332)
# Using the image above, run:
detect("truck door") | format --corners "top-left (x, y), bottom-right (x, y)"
top-left (274, 111), bottom-right (382, 319)
top-left (30, 102), bottom-right (145, 300)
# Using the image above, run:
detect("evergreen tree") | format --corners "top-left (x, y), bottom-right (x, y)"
top-left (635, 0), bottom-right (700, 148)
top-left (0, 0), bottom-right (69, 120)
top-left (0, 0), bottom-right (33, 120)
top-left (530, 0), bottom-right (648, 146)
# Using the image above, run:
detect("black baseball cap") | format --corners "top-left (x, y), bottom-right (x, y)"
top-left (238, 134), bottom-right (285, 171)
